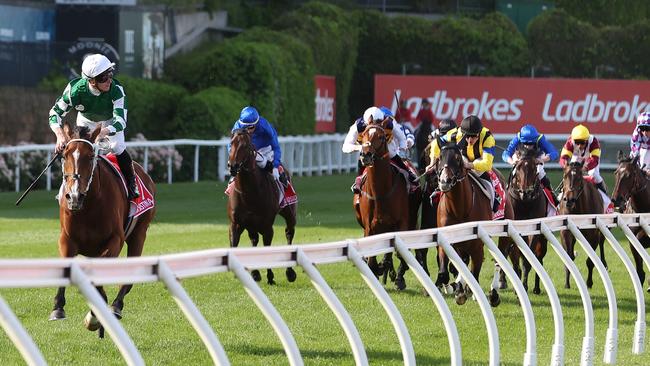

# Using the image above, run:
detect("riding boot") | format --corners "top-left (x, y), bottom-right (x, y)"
top-left (117, 150), bottom-right (140, 200)
top-left (392, 155), bottom-right (418, 186)
top-left (540, 176), bottom-right (559, 206)
top-left (596, 181), bottom-right (608, 195)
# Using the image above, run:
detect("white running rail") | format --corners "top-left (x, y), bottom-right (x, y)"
top-left (1, 213), bottom-right (649, 365)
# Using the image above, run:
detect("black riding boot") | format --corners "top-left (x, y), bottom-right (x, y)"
top-left (596, 181), bottom-right (608, 195)
top-left (540, 176), bottom-right (559, 206)
top-left (117, 150), bottom-right (140, 200)
top-left (391, 156), bottom-right (418, 185)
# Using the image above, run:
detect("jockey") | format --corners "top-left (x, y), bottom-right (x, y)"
top-left (630, 112), bottom-right (650, 175)
top-left (342, 106), bottom-right (417, 193)
top-left (230, 106), bottom-right (286, 184)
top-left (48, 54), bottom-right (139, 200)
top-left (380, 106), bottom-right (415, 156)
top-left (431, 115), bottom-right (500, 212)
top-left (424, 118), bottom-right (457, 171)
top-left (559, 124), bottom-right (607, 194)
top-left (502, 124), bottom-right (559, 204)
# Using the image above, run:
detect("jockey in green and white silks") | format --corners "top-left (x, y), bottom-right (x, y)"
top-left (48, 53), bottom-right (139, 200)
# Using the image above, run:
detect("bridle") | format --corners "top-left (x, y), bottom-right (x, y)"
top-left (62, 139), bottom-right (99, 195)
top-left (228, 132), bottom-right (257, 176)
top-left (508, 157), bottom-right (541, 202)
top-left (437, 145), bottom-right (467, 192)
top-left (360, 124), bottom-right (389, 166)
top-left (563, 165), bottom-right (585, 208)
top-left (614, 161), bottom-right (648, 203)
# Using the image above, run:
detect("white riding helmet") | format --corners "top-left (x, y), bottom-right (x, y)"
top-left (363, 106), bottom-right (384, 124)
top-left (81, 54), bottom-right (115, 79)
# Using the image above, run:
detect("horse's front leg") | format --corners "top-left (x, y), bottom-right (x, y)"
top-left (50, 236), bottom-right (77, 321)
top-left (394, 252), bottom-right (408, 291)
top-left (435, 247), bottom-right (451, 293)
top-left (84, 286), bottom-right (108, 338)
top-left (560, 229), bottom-right (575, 289)
top-left (261, 227), bottom-right (275, 285)
top-left (280, 205), bottom-right (297, 283)
top-left (112, 228), bottom-right (148, 319)
top-left (598, 232), bottom-right (608, 270)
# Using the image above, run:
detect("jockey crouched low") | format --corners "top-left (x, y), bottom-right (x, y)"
top-left (49, 54), bottom-right (139, 200)
top-left (559, 124), bottom-right (607, 194)
top-left (342, 106), bottom-right (418, 194)
top-left (502, 124), bottom-right (560, 206)
top-left (229, 106), bottom-right (288, 185)
top-left (432, 115), bottom-right (501, 213)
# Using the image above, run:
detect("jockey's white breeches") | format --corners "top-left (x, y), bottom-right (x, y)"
top-left (536, 164), bottom-right (546, 179)
top-left (639, 148), bottom-right (650, 170)
top-left (76, 115), bottom-right (126, 155)
top-left (255, 145), bottom-right (275, 168)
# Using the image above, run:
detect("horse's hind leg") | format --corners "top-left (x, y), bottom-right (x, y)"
top-left (112, 224), bottom-right (148, 319)
top-left (49, 287), bottom-right (67, 320)
top-left (281, 205), bottom-right (297, 283)
top-left (261, 227), bottom-right (276, 285)
top-left (598, 232), bottom-right (608, 270)
top-left (247, 230), bottom-right (262, 282)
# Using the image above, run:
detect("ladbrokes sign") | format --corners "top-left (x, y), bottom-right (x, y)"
top-left (375, 75), bottom-right (650, 134)
top-left (315, 75), bottom-right (336, 133)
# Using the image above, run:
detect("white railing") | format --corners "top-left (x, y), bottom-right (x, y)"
top-left (0, 133), bottom-right (631, 192)
top-left (2, 212), bottom-right (649, 366)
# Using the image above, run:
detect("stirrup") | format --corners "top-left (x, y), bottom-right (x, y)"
top-left (128, 183), bottom-right (140, 200)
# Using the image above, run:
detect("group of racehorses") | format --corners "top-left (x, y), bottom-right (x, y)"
top-left (51, 123), bottom-right (650, 337)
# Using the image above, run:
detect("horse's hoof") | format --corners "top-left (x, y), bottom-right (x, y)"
top-left (646, 286), bottom-right (650, 293)
top-left (498, 280), bottom-right (508, 290)
top-left (586, 280), bottom-right (593, 289)
top-left (251, 270), bottom-right (261, 282)
top-left (455, 294), bottom-right (467, 305)
top-left (489, 289), bottom-right (501, 307)
top-left (111, 305), bottom-right (123, 320)
top-left (49, 309), bottom-right (66, 321)
top-left (267, 279), bottom-right (276, 286)
top-left (286, 268), bottom-right (297, 283)
top-left (533, 288), bottom-right (541, 295)
top-left (395, 278), bottom-right (406, 291)
top-left (84, 311), bottom-right (101, 332)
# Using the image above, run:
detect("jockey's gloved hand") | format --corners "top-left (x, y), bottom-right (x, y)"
top-left (264, 161), bottom-right (273, 172)
top-left (406, 138), bottom-right (414, 149)
top-left (272, 168), bottom-right (280, 180)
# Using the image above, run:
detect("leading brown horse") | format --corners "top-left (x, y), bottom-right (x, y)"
top-left (227, 128), bottom-right (297, 284)
top-left (559, 161), bottom-right (606, 288)
top-left (506, 146), bottom-right (548, 294)
top-left (353, 119), bottom-right (421, 290)
top-left (435, 137), bottom-right (514, 306)
top-left (612, 152), bottom-right (650, 290)
top-left (50, 125), bottom-right (156, 337)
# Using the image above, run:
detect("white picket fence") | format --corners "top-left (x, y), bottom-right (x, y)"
top-left (0, 133), bottom-right (632, 192)
top-left (2, 213), bottom-right (650, 366)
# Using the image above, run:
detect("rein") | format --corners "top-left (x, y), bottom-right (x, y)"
top-left (62, 138), bottom-right (100, 195)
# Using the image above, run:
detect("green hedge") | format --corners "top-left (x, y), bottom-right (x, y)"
top-left (528, 9), bottom-right (599, 78)
top-left (173, 86), bottom-right (247, 139)
top-left (272, 1), bottom-right (358, 131)
top-left (476, 12), bottom-right (529, 76)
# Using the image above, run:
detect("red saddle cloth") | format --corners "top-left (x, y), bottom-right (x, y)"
top-left (581, 176), bottom-right (615, 213)
top-left (102, 154), bottom-right (155, 218)
top-left (224, 166), bottom-right (298, 208)
top-left (488, 170), bottom-right (506, 220)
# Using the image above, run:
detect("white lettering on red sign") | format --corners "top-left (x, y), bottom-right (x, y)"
top-left (315, 88), bottom-right (334, 122)
top-left (542, 93), bottom-right (648, 124)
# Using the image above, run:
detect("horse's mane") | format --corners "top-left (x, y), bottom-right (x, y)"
top-left (72, 126), bottom-right (92, 141)
top-left (516, 144), bottom-right (538, 159)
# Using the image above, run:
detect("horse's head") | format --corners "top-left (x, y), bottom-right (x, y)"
top-left (359, 119), bottom-right (389, 166)
top-left (228, 128), bottom-right (256, 177)
top-left (612, 150), bottom-right (645, 211)
top-left (437, 136), bottom-right (465, 192)
top-left (61, 125), bottom-right (101, 210)
top-left (562, 161), bottom-right (585, 210)
top-left (509, 148), bottom-right (541, 201)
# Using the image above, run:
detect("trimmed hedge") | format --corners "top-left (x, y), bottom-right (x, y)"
top-left (272, 1), bottom-right (358, 131)
top-left (173, 86), bottom-right (247, 139)
top-left (476, 13), bottom-right (529, 76)
top-left (528, 9), bottom-right (599, 78)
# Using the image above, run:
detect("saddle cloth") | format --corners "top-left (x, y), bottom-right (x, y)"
top-left (583, 176), bottom-right (615, 214)
top-left (468, 170), bottom-right (506, 220)
top-left (102, 154), bottom-right (155, 218)
top-left (543, 187), bottom-right (558, 216)
top-left (224, 166), bottom-right (298, 208)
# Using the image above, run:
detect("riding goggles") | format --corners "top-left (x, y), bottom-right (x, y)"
top-left (94, 69), bottom-right (114, 83)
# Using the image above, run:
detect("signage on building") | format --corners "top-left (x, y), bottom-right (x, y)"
top-left (315, 75), bottom-right (336, 133)
top-left (375, 75), bottom-right (650, 135)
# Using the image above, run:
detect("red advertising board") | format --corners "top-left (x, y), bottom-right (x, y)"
top-left (315, 75), bottom-right (336, 133)
top-left (375, 75), bottom-right (650, 134)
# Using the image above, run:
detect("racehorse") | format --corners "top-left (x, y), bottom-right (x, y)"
top-left (353, 119), bottom-right (420, 290)
top-left (434, 136), bottom-right (514, 306)
top-left (612, 151), bottom-right (650, 289)
top-left (227, 128), bottom-right (297, 284)
top-left (50, 125), bottom-right (156, 337)
top-left (506, 146), bottom-right (548, 294)
top-left (559, 161), bottom-right (607, 288)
